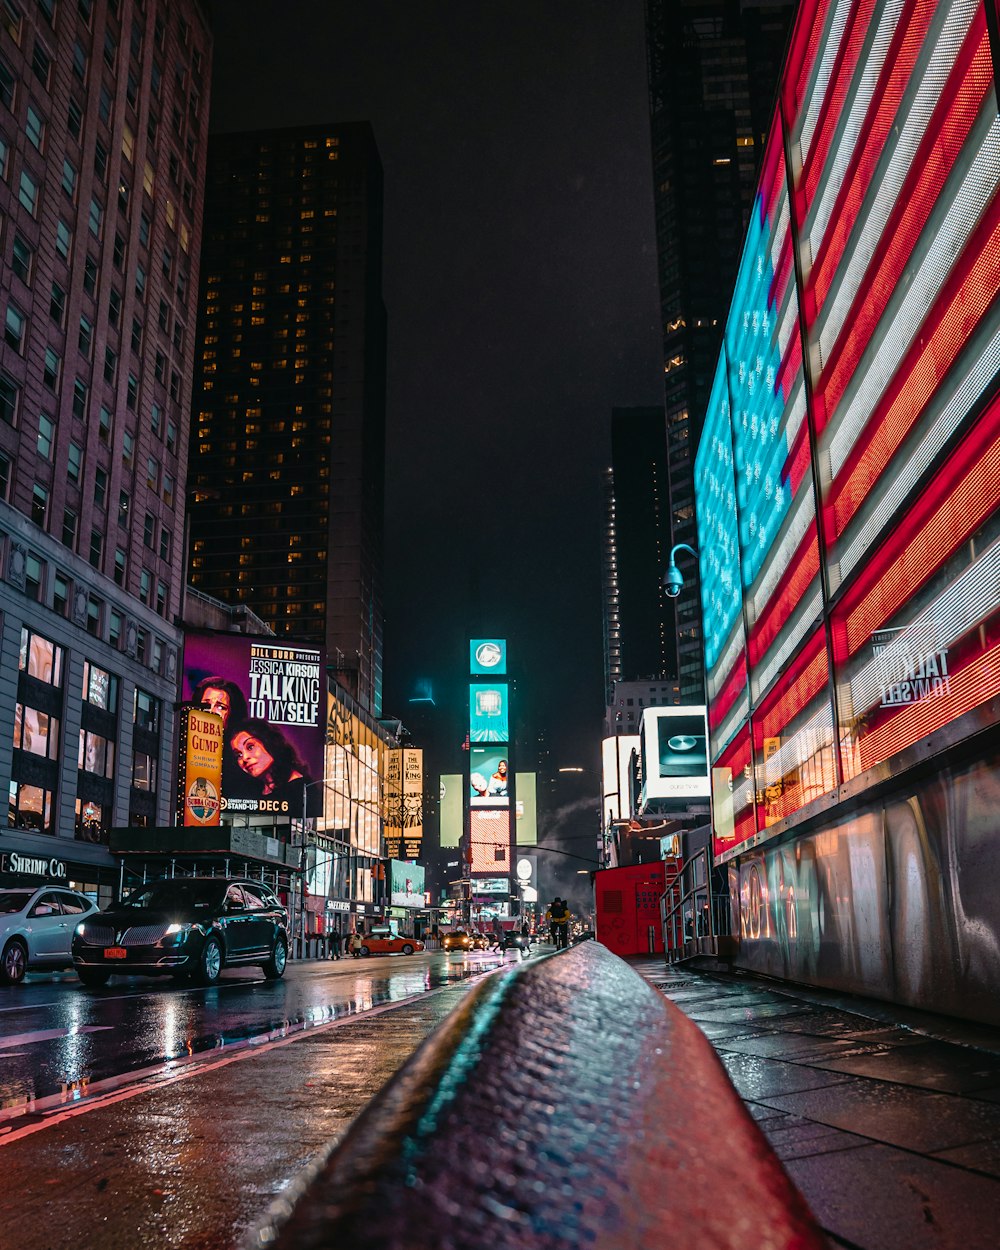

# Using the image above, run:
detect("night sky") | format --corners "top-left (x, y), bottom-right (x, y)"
top-left (208, 1), bottom-right (665, 775)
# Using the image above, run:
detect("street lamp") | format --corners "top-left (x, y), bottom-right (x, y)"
top-left (663, 542), bottom-right (698, 599)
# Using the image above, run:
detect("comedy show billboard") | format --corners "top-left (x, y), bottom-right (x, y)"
top-left (181, 632), bottom-right (325, 817)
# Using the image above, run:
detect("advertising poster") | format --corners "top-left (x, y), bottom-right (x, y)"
top-left (469, 745), bottom-right (509, 806)
top-left (384, 748), bottom-right (423, 860)
top-left (470, 638), bottom-right (507, 675)
top-left (390, 860), bottom-right (426, 908)
top-left (177, 707), bottom-right (223, 827)
top-left (181, 632), bottom-right (325, 817)
top-left (640, 707), bottom-right (710, 803)
top-left (439, 774), bottom-right (464, 848)
top-left (469, 683), bottom-right (509, 743)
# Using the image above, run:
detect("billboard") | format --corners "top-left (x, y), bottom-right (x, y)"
top-left (602, 735), bottom-right (640, 824)
top-left (469, 683), bottom-right (509, 743)
top-left (384, 748), bottom-right (423, 860)
top-left (470, 638), bottom-right (507, 675)
top-left (390, 860), bottom-right (425, 909)
top-left (439, 773), bottom-right (464, 848)
top-left (514, 772), bottom-right (537, 845)
top-left (469, 745), bottom-right (509, 806)
top-left (469, 808), bottom-right (511, 875)
top-left (181, 633), bottom-right (325, 817)
top-left (696, 0), bottom-right (1000, 863)
top-left (639, 707), bottom-right (710, 806)
top-left (176, 708), bottom-right (223, 827)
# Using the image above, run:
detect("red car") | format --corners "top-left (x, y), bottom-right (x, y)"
top-left (359, 931), bottom-right (424, 956)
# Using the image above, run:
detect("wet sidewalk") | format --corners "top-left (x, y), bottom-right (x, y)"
top-left (633, 958), bottom-right (1000, 1250)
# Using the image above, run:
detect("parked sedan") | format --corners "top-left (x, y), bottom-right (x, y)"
top-left (359, 930), bottom-right (423, 956)
top-left (0, 886), bottom-right (98, 985)
top-left (72, 877), bottom-right (289, 987)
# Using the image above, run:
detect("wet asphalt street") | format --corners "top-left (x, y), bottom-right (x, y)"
top-left (0, 948), bottom-right (508, 1128)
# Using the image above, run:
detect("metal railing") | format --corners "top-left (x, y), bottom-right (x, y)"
top-left (661, 847), bottom-right (731, 964)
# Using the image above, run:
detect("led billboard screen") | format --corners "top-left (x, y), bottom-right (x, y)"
top-left (390, 860), bottom-right (425, 909)
top-left (514, 772), bottom-right (537, 845)
top-left (469, 683), bottom-right (509, 743)
top-left (469, 746), bottom-right (509, 805)
top-left (181, 633), bottom-right (325, 817)
top-left (696, 0), bottom-right (1000, 863)
top-left (384, 749), bottom-right (423, 860)
top-left (639, 708), bottom-right (710, 805)
top-left (439, 773), bottom-right (464, 848)
top-left (602, 735), bottom-right (640, 824)
top-left (469, 808), bottom-right (511, 875)
top-left (470, 639), bottom-right (507, 675)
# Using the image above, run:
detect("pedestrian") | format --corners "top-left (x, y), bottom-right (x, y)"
top-left (550, 898), bottom-right (570, 950)
top-left (520, 919), bottom-right (532, 951)
top-left (490, 915), bottom-right (505, 951)
top-left (329, 929), bottom-right (342, 960)
top-left (348, 931), bottom-right (362, 958)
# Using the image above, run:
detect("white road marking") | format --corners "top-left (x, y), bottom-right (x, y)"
top-left (0, 1026), bottom-right (113, 1050)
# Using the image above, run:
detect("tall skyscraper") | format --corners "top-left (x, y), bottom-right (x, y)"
top-left (188, 123), bottom-right (387, 715)
top-left (645, 0), bottom-right (793, 698)
top-left (0, 0), bottom-right (211, 895)
top-left (602, 407), bottom-right (675, 700)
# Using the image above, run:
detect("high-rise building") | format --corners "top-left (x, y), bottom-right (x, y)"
top-left (188, 123), bottom-right (387, 715)
top-left (602, 406), bottom-right (675, 701)
top-left (645, 0), bottom-right (793, 698)
top-left (0, 0), bottom-right (212, 899)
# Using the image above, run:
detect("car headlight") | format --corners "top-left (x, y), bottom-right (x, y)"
top-left (165, 923), bottom-right (191, 936)
top-left (75, 922), bottom-right (88, 937)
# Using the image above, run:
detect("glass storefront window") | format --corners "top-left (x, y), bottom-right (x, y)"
top-left (9, 780), bottom-right (53, 834)
top-left (13, 702), bottom-right (59, 759)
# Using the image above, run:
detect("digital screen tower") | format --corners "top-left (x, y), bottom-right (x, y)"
top-left (466, 640), bottom-right (514, 909)
top-left (696, 0), bottom-right (1000, 864)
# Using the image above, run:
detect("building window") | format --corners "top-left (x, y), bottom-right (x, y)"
top-left (131, 317), bottom-right (142, 353)
top-left (53, 572), bottom-right (68, 616)
top-left (114, 547), bottom-right (126, 586)
top-left (4, 302), bottom-right (25, 351)
top-left (56, 220), bottom-right (72, 259)
top-left (24, 552), bottom-right (42, 601)
top-left (72, 378), bottom-right (87, 419)
top-left (8, 781), bottom-right (54, 835)
top-left (62, 508), bottom-right (77, 547)
top-left (18, 170), bottom-right (39, 216)
top-left (31, 483), bottom-right (47, 526)
top-left (146, 456), bottom-right (158, 489)
top-left (31, 40), bottom-right (51, 88)
top-left (132, 751), bottom-right (156, 790)
top-left (109, 611), bottom-right (122, 647)
top-left (67, 96), bottom-right (82, 137)
top-left (43, 348), bottom-right (60, 390)
top-left (37, 413), bottom-right (54, 459)
top-left (126, 373), bottom-right (139, 410)
top-left (138, 568), bottom-right (151, 605)
top-left (0, 371), bottom-right (18, 424)
top-left (78, 315), bottom-right (93, 356)
top-left (83, 254), bottom-right (97, 294)
top-left (50, 282), bottom-right (65, 324)
top-left (108, 288), bottom-right (122, 327)
top-left (67, 441), bottom-right (82, 482)
top-left (25, 104), bottom-right (43, 150)
top-left (113, 232), bottom-right (126, 270)
top-left (166, 421), bottom-right (177, 454)
top-left (88, 528), bottom-right (103, 568)
top-left (134, 688), bottom-right (159, 733)
top-left (122, 430), bottom-right (134, 466)
top-left (88, 198), bottom-right (102, 237)
top-left (19, 626), bottom-right (63, 685)
top-left (118, 490), bottom-right (130, 526)
top-left (86, 596), bottom-right (102, 637)
top-left (79, 729), bottom-right (114, 779)
top-left (13, 703), bottom-right (59, 760)
top-left (93, 466), bottom-right (108, 508)
top-left (143, 513), bottom-right (155, 548)
top-left (151, 403), bottom-right (162, 436)
top-left (61, 157), bottom-right (77, 199)
top-left (0, 452), bottom-right (10, 501)
top-left (12, 234), bottom-right (31, 283)
top-left (94, 140), bottom-right (108, 180)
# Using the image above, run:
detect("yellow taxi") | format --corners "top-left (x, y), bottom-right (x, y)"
top-left (440, 929), bottom-right (473, 952)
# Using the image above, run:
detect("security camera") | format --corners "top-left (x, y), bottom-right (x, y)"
top-left (663, 564), bottom-right (684, 598)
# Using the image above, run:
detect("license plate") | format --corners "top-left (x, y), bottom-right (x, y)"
top-left (103, 947), bottom-right (127, 959)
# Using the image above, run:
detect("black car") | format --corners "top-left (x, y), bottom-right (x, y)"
top-left (72, 877), bottom-right (289, 987)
